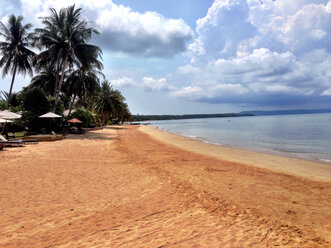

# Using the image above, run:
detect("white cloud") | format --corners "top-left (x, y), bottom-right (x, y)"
top-left (177, 65), bottom-right (200, 75)
top-left (171, 86), bottom-right (205, 100)
top-left (111, 77), bottom-right (137, 87)
top-left (214, 48), bottom-right (296, 77)
top-left (110, 76), bottom-right (176, 92)
top-left (171, 83), bottom-right (249, 103)
top-left (176, 0), bottom-right (331, 107)
top-left (213, 84), bottom-right (249, 94)
top-left (173, 45), bottom-right (331, 105)
top-left (189, 0), bottom-right (256, 62)
top-left (310, 29), bottom-right (327, 40)
top-left (249, 83), bottom-right (314, 95)
top-left (246, 0), bottom-right (331, 54)
top-left (1, 0), bottom-right (331, 109)
top-left (142, 77), bottom-right (175, 91)
top-left (188, 0), bottom-right (331, 60)
top-left (17, 0), bottom-right (193, 57)
top-left (96, 5), bottom-right (193, 57)
top-left (321, 88), bottom-right (331, 96)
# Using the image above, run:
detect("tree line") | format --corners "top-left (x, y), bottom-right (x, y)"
top-left (0, 5), bottom-right (131, 130)
top-left (132, 113), bottom-right (254, 122)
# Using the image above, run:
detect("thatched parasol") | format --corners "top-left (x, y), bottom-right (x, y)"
top-left (0, 110), bottom-right (22, 119)
top-left (67, 118), bottom-right (82, 124)
top-left (0, 118), bottom-right (13, 123)
top-left (0, 110), bottom-right (21, 136)
top-left (39, 112), bottom-right (62, 132)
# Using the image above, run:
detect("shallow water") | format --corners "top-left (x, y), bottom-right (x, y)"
top-left (147, 113), bottom-right (331, 163)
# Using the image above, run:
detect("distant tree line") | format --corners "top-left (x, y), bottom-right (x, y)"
top-left (132, 113), bottom-right (254, 122)
top-left (0, 5), bottom-right (131, 131)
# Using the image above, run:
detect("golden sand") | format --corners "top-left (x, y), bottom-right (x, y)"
top-left (0, 125), bottom-right (330, 247)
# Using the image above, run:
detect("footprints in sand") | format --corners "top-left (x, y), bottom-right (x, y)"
top-left (1, 127), bottom-right (330, 247)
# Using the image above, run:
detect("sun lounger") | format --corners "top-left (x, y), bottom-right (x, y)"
top-left (0, 134), bottom-right (38, 144)
top-left (0, 142), bottom-right (24, 147)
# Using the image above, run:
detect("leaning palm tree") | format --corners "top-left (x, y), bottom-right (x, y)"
top-left (95, 81), bottom-right (124, 125)
top-left (117, 102), bottom-right (132, 124)
top-left (0, 90), bottom-right (19, 107)
top-left (29, 67), bottom-right (57, 96)
top-left (0, 90), bottom-right (8, 102)
top-left (34, 5), bottom-right (102, 112)
top-left (64, 66), bottom-right (103, 116)
top-left (0, 15), bottom-right (35, 109)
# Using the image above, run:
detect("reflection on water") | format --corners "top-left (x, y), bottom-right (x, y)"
top-left (147, 113), bottom-right (331, 163)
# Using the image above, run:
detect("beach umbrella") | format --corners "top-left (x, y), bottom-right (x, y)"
top-left (0, 110), bottom-right (21, 137)
top-left (0, 118), bottom-right (13, 136)
top-left (0, 119), bottom-right (13, 123)
top-left (67, 118), bottom-right (82, 124)
top-left (39, 112), bottom-right (62, 132)
top-left (0, 110), bottom-right (22, 119)
top-left (63, 109), bottom-right (76, 117)
top-left (39, 112), bottom-right (62, 118)
top-left (67, 118), bottom-right (83, 131)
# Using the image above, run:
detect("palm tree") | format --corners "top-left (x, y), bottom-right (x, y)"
top-left (34, 5), bottom-right (102, 112)
top-left (95, 81), bottom-right (125, 125)
top-left (117, 102), bottom-right (132, 123)
top-left (0, 90), bottom-right (19, 108)
top-left (64, 66), bottom-right (103, 116)
top-left (0, 15), bottom-right (35, 109)
top-left (0, 90), bottom-right (8, 102)
top-left (34, 8), bottom-right (66, 97)
top-left (29, 67), bottom-right (57, 96)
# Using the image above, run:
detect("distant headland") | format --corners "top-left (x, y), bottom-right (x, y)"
top-left (240, 108), bottom-right (331, 116)
top-left (132, 108), bottom-right (331, 121)
top-left (132, 113), bottom-right (253, 121)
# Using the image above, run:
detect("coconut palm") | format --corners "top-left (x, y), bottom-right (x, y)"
top-left (0, 90), bottom-right (19, 108)
top-left (0, 90), bottom-right (8, 102)
top-left (0, 15), bottom-right (35, 109)
top-left (119, 102), bottom-right (132, 123)
top-left (29, 67), bottom-right (57, 96)
top-left (64, 66), bottom-right (103, 116)
top-left (34, 5), bottom-right (102, 112)
top-left (95, 81), bottom-right (125, 125)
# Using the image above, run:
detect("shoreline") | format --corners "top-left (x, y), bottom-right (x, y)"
top-left (140, 125), bottom-right (331, 182)
top-left (141, 113), bottom-right (331, 165)
top-left (153, 125), bottom-right (331, 165)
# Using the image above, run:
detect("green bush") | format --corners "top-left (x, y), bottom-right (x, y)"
top-left (0, 101), bottom-right (6, 110)
top-left (70, 109), bottom-right (95, 127)
top-left (19, 87), bottom-right (51, 132)
top-left (47, 96), bottom-right (66, 116)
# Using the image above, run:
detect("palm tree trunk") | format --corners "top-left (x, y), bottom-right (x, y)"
top-left (102, 113), bottom-right (107, 126)
top-left (53, 51), bottom-right (69, 112)
top-left (68, 93), bottom-right (77, 117)
top-left (53, 57), bottom-right (61, 97)
top-left (6, 63), bottom-right (18, 109)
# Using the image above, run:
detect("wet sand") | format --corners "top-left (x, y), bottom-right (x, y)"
top-left (0, 125), bottom-right (330, 247)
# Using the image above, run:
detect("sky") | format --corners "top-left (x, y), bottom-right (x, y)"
top-left (0, 0), bottom-right (330, 114)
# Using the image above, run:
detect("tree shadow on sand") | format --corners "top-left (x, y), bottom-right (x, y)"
top-left (103, 126), bottom-right (129, 130)
top-left (67, 131), bottom-right (117, 141)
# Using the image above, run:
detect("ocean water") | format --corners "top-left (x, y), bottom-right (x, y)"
top-left (147, 113), bottom-right (331, 163)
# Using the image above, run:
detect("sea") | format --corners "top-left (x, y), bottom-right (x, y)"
top-left (146, 113), bottom-right (331, 164)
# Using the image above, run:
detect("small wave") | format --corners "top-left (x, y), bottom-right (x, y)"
top-left (202, 140), bottom-right (221, 145)
top-left (318, 159), bottom-right (331, 164)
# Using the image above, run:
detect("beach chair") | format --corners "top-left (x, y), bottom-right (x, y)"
top-left (0, 134), bottom-right (33, 147)
top-left (0, 134), bottom-right (20, 143)
top-left (0, 134), bottom-right (38, 143)
top-left (0, 134), bottom-right (24, 147)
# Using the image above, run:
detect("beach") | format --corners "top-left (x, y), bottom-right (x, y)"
top-left (0, 125), bottom-right (330, 247)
